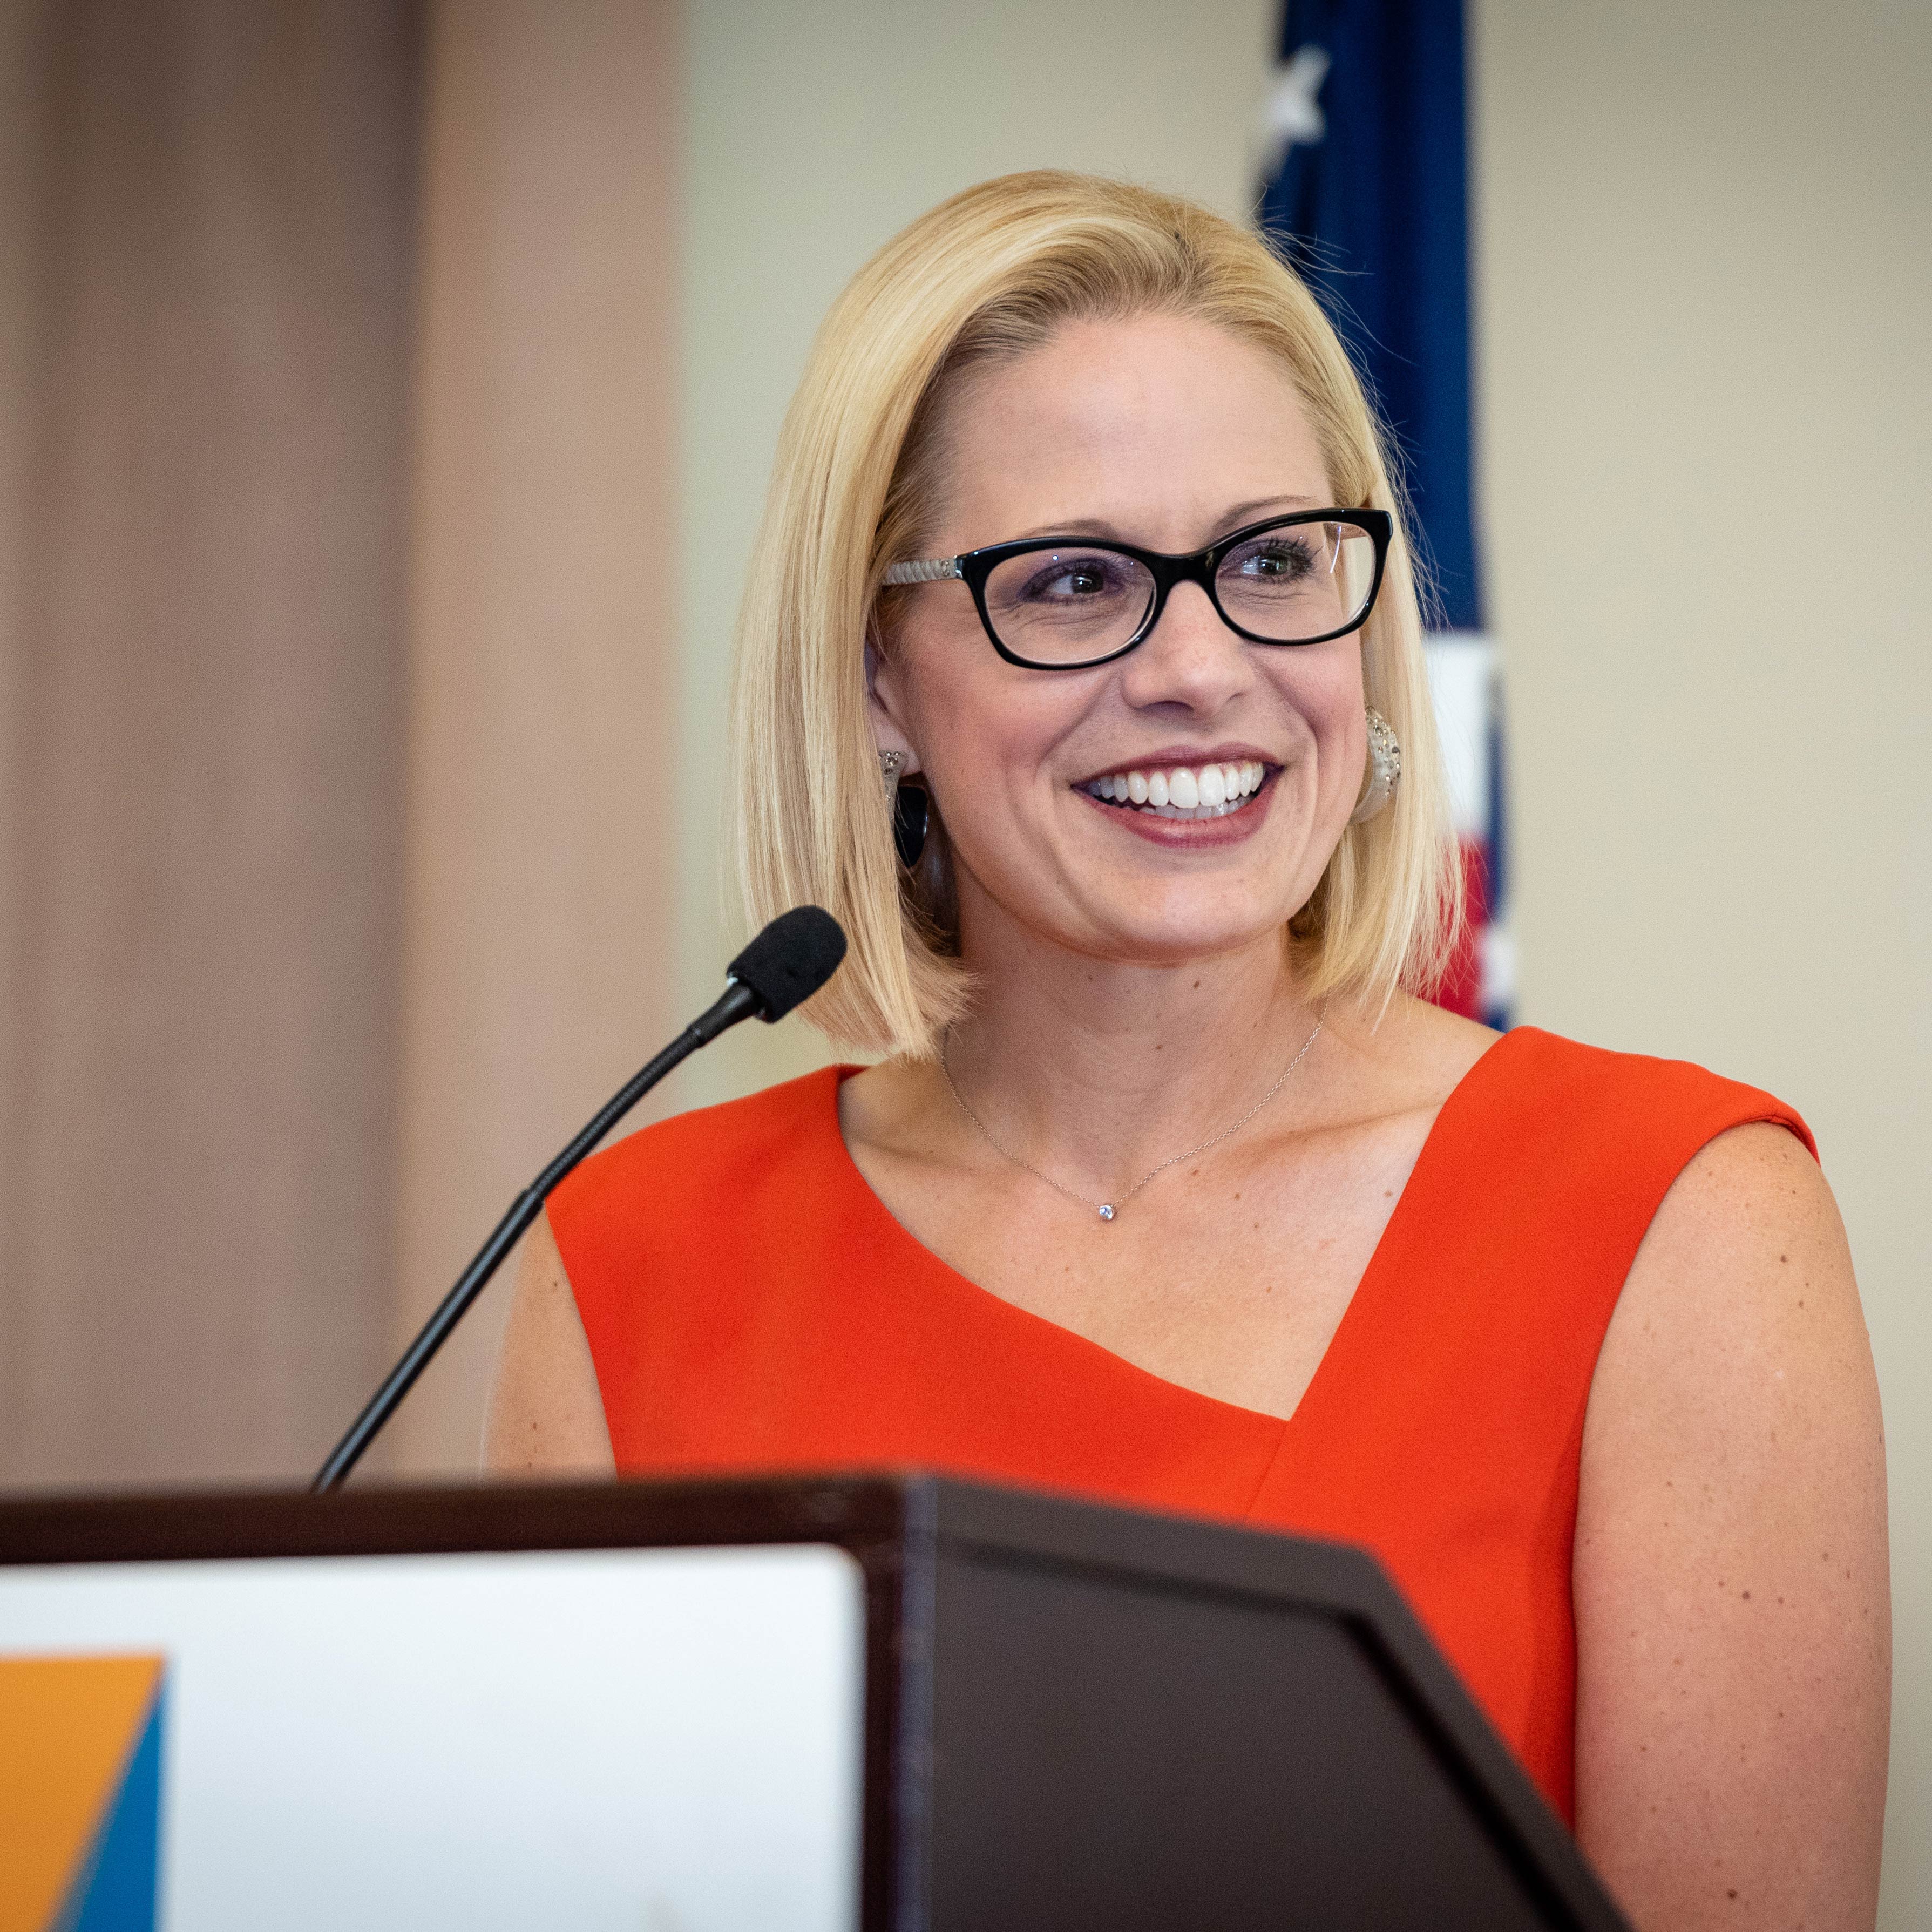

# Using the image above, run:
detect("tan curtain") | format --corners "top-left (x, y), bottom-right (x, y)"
top-left (0, 0), bottom-right (680, 1490)
top-left (0, 0), bottom-right (423, 1488)
top-left (386, 0), bottom-right (681, 1474)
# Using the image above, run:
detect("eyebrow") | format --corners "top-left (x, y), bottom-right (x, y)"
top-left (1002, 493), bottom-right (1323, 545)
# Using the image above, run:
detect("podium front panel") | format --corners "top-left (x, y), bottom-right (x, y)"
top-left (927, 1547), bottom-right (1549, 1931)
top-left (0, 1543), bottom-right (864, 1932)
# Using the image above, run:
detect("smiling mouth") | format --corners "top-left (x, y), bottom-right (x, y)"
top-left (1076, 758), bottom-right (1272, 821)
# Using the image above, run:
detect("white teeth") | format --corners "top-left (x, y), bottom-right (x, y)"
top-left (1083, 760), bottom-right (1272, 814)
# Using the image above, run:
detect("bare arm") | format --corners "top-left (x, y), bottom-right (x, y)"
top-left (1575, 1123), bottom-right (1889, 1930)
top-left (483, 1209), bottom-right (616, 1476)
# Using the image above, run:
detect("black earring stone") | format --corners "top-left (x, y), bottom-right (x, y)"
top-left (892, 782), bottom-right (930, 869)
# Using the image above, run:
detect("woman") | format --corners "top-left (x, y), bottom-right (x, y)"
top-left (487, 174), bottom-right (1888, 1928)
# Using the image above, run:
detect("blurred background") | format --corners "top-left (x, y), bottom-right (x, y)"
top-left (0, 0), bottom-right (1924, 1918)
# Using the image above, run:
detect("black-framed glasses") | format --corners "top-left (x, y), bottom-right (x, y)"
top-left (883, 508), bottom-right (1392, 670)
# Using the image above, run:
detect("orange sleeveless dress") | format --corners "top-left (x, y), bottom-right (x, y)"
top-left (549, 1026), bottom-right (1812, 1825)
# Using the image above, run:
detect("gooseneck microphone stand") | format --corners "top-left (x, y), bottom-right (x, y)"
top-left (312, 906), bottom-right (846, 1492)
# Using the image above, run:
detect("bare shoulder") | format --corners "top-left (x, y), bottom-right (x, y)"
top-left (482, 1209), bottom-right (616, 1478)
top-left (838, 1053), bottom-right (948, 1163)
top-left (1323, 988), bottom-right (1499, 1122)
top-left (1575, 1122), bottom-right (1889, 1929)
top-left (1594, 1122), bottom-right (1879, 1455)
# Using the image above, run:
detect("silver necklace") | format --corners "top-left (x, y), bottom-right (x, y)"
top-left (939, 1003), bottom-right (1328, 1224)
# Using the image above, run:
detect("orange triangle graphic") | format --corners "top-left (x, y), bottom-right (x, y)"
top-left (0, 1655), bottom-right (164, 1932)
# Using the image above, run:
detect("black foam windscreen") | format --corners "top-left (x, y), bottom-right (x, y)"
top-left (728, 906), bottom-right (848, 1022)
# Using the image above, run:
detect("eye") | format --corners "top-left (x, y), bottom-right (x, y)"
top-left (1011, 551), bottom-right (1136, 603)
top-left (1227, 536), bottom-right (1320, 584)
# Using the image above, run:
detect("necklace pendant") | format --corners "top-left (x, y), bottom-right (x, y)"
top-left (1097, 1204), bottom-right (1115, 1222)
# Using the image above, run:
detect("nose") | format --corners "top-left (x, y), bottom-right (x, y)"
top-left (1115, 579), bottom-right (1255, 717)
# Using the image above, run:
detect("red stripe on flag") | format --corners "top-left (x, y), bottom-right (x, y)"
top-left (1430, 834), bottom-right (1490, 1019)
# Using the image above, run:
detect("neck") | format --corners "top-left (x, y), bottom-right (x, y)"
top-left (940, 895), bottom-right (1327, 1191)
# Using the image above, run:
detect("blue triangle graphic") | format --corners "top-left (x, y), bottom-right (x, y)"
top-left (57, 1683), bottom-right (164, 1932)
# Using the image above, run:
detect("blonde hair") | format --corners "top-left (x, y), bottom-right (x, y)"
top-left (729, 170), bottom-right (1461, 1057)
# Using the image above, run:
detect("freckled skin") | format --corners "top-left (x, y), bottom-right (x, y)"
top-left (1574, 1125), bottom-right (1888, 1930)
top-left (483, 1215), bottom-right (612, 1476)
top-left (485, 311), bottom-right (1890, 1932)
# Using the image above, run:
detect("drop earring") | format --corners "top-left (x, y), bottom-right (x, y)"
top-left (879, 749), bottom-right (930, 867)
top-left (1349, 708), bottom-right (1402, 824)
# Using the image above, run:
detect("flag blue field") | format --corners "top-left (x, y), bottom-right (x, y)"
top-left (1259, 0), bottom-right (1512, 1024)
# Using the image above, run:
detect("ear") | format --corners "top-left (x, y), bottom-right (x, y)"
top-left (865, 638), bottom-right (921, 776)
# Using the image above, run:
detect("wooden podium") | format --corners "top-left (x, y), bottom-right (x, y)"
top-left (0, 1473), bottom-right (1631, 1931)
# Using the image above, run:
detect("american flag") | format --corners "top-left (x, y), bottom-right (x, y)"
top-left (1258, 0), bottom-right (1512, 1027)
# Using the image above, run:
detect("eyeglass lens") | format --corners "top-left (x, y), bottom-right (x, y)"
top-left (981, 519), bottom-right (1378, 665)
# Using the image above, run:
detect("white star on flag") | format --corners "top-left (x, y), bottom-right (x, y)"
top-left (1258, 44), bottom-right (1331, 179)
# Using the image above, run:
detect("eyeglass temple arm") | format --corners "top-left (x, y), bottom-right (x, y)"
top-left (882, 558), bottom-right (963, 585)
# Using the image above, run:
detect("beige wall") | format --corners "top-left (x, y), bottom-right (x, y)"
top-left (1471, 5), bottom-right (1930, 1920)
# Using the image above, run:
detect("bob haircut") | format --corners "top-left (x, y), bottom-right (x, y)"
top-left (729, 170), bottom-right (1462, 1059)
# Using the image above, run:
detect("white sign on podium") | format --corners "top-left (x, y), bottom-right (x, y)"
top-left (1, 1543), bottom-right (865, 1931)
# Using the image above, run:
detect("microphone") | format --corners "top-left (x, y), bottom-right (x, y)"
top-left (312, 906), bottom-right (847, 1491)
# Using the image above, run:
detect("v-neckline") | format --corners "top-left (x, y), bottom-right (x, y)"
top-left (826, 1028), bottom-right (1517, 1436)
